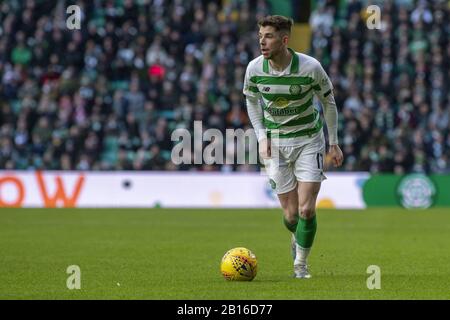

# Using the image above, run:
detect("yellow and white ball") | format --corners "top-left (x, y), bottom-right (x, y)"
top-left (220, 247), bottom-right (257, 281)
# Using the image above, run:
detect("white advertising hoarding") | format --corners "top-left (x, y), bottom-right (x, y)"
top-left (0, 171), bottom-right (369, 209)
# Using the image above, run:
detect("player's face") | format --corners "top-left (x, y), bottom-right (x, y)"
top-left (258, 26), bottom-right (287, 59)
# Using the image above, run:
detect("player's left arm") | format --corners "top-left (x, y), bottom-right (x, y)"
top-left (313, 62), bottom-right (344, 167)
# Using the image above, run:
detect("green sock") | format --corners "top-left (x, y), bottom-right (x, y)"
top-left (295, 215), bottom-right (317, 249)
top-left (283, 215), bottom-right (299, 233)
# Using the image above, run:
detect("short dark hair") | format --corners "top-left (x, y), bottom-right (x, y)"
top-left (257, 15), bottom-right (294, 35)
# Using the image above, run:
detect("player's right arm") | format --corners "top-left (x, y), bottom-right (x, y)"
top-left (243, 63), bottom-right (271, 158)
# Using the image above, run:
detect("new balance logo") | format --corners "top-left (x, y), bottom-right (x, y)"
top-left (262, 87), bottom-right (270, 92)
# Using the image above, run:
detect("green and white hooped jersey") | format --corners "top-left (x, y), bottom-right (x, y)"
top-left (243, 48), bottom-right (333, 145)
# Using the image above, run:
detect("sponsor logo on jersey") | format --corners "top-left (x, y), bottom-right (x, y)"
top-left (265, 106), bottom-right (300, 116)
top-left (274, 97), bottom-right (289, 108)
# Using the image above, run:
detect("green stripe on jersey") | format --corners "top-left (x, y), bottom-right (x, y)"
top-left (261, 86), bottom-right (313, 102)
top-left (250, 76), bottom-right (314, 86)
top-left (263, 59), bottom-right (269, 73)
top-left (267, 119), bottom-right (323, 138)
top-left (290, 48), bottom-right (299, 73)
top-left (248, 86), bottom-right (259, 93)
top-left (263, 109), bottom-right (318, 129)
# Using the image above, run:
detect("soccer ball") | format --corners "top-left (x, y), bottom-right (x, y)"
top-left (220, 247), bottom-right (257, 281)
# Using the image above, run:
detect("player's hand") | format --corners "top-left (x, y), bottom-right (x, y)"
top-left (329, 144), bottom-right (343, 167)
top-left (259, 138), bottom-right (271, 159)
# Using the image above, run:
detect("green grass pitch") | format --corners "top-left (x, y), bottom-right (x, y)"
top-left (1, 208), bottom-right (449, 299)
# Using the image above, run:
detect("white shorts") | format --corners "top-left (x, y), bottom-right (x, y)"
top-left (263, 130), bottom-right (327, 194)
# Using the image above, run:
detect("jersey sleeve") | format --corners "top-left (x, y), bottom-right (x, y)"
top-left (312, 62), bottom-right (334, 99)
top-left (313, 61), bottom-right (339, 145)
top-left (242, 64), bottom-right (260, 99)
top-left (243, 62), bottom-right (265, 141)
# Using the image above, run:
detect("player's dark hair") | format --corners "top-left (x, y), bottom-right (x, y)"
top-left (257, 15), bottom-right (293, 35)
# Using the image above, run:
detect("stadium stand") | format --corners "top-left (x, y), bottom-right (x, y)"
top-left (0, 0), bottom-right (449, 173)
top-left (310, 0), bottom-right (450, 174)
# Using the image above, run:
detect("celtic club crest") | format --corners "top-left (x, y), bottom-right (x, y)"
top-left (397, 174), bottom-right (436, 209)
top-left (269, 179), bottom-right (277, 190)
top-left (289, 84), bottom-right (302, 95)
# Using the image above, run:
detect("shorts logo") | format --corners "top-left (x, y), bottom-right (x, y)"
top-left (262, 87), bottom-right (271, 92)
top-left (269, 179), bottom-right (277, 190)
top-left (289, 84), bottom-right (302, 95)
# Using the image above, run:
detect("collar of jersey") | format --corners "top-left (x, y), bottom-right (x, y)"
top-left (263, 48), bottom-right (299, 74)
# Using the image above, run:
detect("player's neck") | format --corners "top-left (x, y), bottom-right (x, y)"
top-left (269, 48), bottom-right (291, 72)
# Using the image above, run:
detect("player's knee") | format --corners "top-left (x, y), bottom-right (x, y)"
top-left (282, 202), bottom-right (298, 221)
top-left (283, 210), bottom-right (298, 224)
top-left (280, 198), bottom-right (295, 211)
top-left (299, 205), bottom-right (315, 219)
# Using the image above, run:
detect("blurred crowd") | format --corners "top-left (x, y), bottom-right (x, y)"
top-left (311, 0), bottom-right (450, 173)
top-left (0, 0), bottom-right (449, 174)
top-left (0, 0), bottom-right (269, 172)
